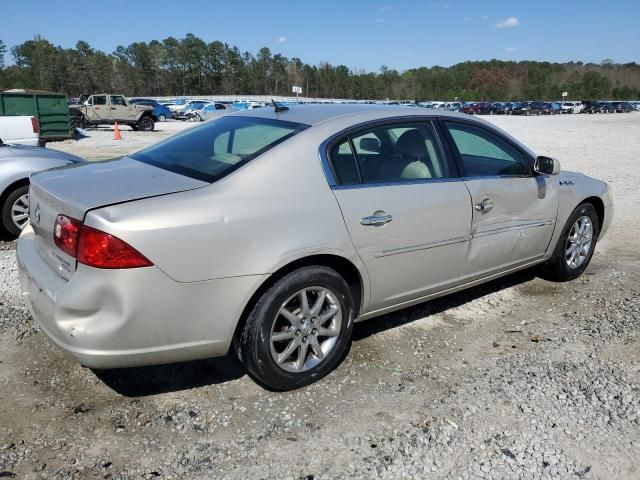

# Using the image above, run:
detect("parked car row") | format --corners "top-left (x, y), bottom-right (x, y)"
top-left (419, 99), bottom-right (639, 116)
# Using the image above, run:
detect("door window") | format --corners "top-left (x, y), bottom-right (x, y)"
top-left (329, 122), bottom-right (449, 185)
top-left (93, 95), bottom-right (106, 105)
top-left (444, 122), bottom-right (530, 177)
top-left (111, 96), bottom-right (127, 106)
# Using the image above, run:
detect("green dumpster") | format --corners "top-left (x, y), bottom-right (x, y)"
top-left (0, 89), bottom-right (72, 142)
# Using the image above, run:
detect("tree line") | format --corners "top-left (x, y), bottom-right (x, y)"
top-left (0, 35), bottom-right (639, 101)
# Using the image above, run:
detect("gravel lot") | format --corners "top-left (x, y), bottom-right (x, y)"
top-left (1, 113), bottom-right (639, 479)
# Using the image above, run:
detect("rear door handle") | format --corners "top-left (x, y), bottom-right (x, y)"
top-left (360, 213), bottom-right (393, 226)
top-left (474, 198), bottom-right (494, 212)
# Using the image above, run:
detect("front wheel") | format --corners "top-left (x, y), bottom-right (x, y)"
top-left (236, 266), bottom-right (354, 391)
top-left (542, 203), bottom-right (599, 281)
top-left (1, 185), bottom-right (30, 239)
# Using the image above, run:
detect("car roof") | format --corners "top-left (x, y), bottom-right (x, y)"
top-left (230, 103), bottom-right (472, 126)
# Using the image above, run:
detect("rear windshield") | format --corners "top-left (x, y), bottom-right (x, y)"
top-left (131, 116), bottom-right (308, 182)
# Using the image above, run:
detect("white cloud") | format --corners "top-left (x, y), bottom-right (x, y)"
top-left (377, 5), bottom-right (391, 11)
top-left (506, 46), bottom-right (517, 52)
top-left (496, 17), bottom-right (520, 28)
top-left (481, 14), bottom-right (489, 21)
top-left (276, 36), bottom-right (287, 44)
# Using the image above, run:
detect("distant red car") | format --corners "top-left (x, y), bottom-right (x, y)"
top-left (461, 102), bottom-right (488, 115)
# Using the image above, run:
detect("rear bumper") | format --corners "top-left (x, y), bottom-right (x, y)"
top-left (17, 226), bottom-right (267, 369)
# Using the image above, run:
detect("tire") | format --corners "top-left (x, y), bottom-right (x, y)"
top-left (158, 114), bottom-right (166, 122)
top-left (1, 185), bottom-right (30, 239)
top-left (70, 116), bottom-right (85, 129)
top-left (137, 116), bottom-right (154, 132)
top-left (542, 203), bottom-right (600, 282)
top-left (196, 114), bottom-right (203, 122)
top-left (237, 266), bottom-right (354, 391)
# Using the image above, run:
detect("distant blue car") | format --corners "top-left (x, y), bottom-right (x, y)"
top-left (129, 99), bottom-right (173, 122)
top-left (543, 102), bottom-right (562, 115)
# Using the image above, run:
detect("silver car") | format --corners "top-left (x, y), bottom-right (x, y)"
top-left (17, 105), bottom-right (613, 390)
top-left (188, 102), bottom-right (229, 122)
top-left (0, 141), bottom-right (84, 239)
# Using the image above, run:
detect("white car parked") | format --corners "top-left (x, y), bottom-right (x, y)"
top-left (561, 101), bottom-right (583, 114)
top-left (0, 116), bottom-right (41, 146)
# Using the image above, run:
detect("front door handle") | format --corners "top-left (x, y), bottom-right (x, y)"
top-left (360, 212), bottom-right (393, 226)
top-left (474, 198), bottom-right (494, 212)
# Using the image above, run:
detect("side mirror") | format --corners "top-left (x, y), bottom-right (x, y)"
top-left (359, 137), bottom-right (381, 153)
top-left (534, 156), bottom-right (561, 175)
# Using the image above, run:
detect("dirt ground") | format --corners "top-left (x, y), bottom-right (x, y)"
top-left (1, 113), bottom-right (639, 479)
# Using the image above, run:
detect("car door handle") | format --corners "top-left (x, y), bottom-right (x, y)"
top-left (360, 213), bottom-right (393, 226)
top-left (474, 199), bottom-right (494, 212)
top-left (110, 107), bottom-right (117, 110)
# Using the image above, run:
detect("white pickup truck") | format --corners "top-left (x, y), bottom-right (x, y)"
top-left (0, 115), bottom-right (41, 146)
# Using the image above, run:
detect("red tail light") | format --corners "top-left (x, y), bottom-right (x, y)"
top-left (31, 117), bottom-right (40, 134)
top-left (54, 215), bottom-right (81, 257)
top-left (53, 215), bottom-right (152, 269)
top-left (77, 226), bottom-right (152, 269)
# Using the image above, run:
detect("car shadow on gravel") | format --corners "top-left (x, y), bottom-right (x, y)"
top-left (92, 352), bottom-right (245, 397)
top-left (353, 268), bottom-right (537, 341)
top-left (92, 269), bottom-right (538, 396)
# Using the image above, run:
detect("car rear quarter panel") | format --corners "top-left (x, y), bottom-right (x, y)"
top-left (85, 129), bottom-right (367, 287)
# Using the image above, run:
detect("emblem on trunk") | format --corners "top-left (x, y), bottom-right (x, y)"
top-left (34, 204), bottom-right (41, 224)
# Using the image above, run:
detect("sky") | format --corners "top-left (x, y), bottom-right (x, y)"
top-left (2, 0), bottom-right (639, 71)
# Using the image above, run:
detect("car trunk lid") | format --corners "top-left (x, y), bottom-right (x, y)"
top-left (28, 157), bottom-right (208, 279)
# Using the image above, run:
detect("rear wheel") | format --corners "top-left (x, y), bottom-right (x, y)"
top-left (157, 114), bottom-right (166, 122)
top-left (1, 185), bottom-right (30, 239)
top-left (137, 116), bottom-right (154, 132)
top-left (542, 203), bottom-right (599, 281)
top-left (237, 266), bottom-right (354, 391)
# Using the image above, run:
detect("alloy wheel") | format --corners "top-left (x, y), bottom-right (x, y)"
top-left (11, 193), bottom-right (29, 231)
top-left (269, 287), bottom-right (342, 373)
top-left (565, 215), bottom-right (593, 269)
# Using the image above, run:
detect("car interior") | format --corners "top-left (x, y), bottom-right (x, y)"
top-left (330, 124), bottom-right (447, 185)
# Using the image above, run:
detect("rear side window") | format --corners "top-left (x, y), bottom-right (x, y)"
top-left (132, 117), bottom-right (308, 182)
top-left (329, 121), bottom-right (449, 186)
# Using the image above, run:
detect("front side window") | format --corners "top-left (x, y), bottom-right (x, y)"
top-left (93, 95), bottom-right (106, 106)
top-left (444, 122), bottom-right (530, 177)
top-left (329, 122), bottom-right (449, 185)
top-left (131, 117), bottom-right (308, 182)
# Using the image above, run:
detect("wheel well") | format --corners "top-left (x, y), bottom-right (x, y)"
top-left (232, 254), bottom-right (364, 343)
top-left (581, 196), bottom-right (605, 230)
top-left (0, 178), bottom-right (29, 210)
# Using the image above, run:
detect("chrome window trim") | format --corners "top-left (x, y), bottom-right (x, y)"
top-left (332, 176), bottom-right (463, 190)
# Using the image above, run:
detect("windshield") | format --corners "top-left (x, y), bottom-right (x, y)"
top-left (131, 116), bottom-right (309, 182)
